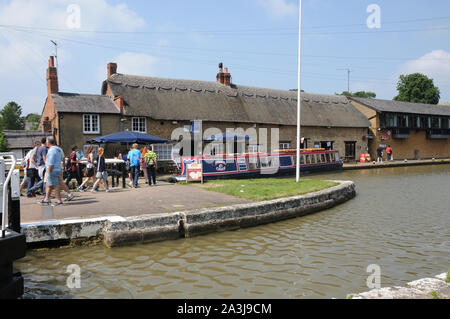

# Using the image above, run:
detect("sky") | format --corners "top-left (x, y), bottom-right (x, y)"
top-left (1, 0), bottom-right (450, 115)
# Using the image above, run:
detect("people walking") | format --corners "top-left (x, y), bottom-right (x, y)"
top-left (144, 149), bottom-right (158, 186)
top-left (25, 141), bottom-right (41, 198)
top-left (35, 137), bottom-right (48, 196)
top-left (92, 148), bottom-right (110, 193)
top-left (41, 136), bottom-right (74, 206)
top-left (128, 144), bottom-right (142, 188)
top-left (376, 145), bottom-right (384, 163)
top-left (386, 145), bottom-right (393, 161)
top-left (78, 146), bottom-right (97, 192)
top-left (66, 146), bottom-right (83, 188)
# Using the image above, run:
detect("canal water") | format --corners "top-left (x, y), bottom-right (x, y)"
top-left (17, 165), bottom-right (450, 299)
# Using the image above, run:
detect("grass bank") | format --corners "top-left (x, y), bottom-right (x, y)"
top-left (191, 178), bottom-right (339, 201)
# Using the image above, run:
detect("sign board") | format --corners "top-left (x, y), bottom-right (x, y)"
top-left (186, 161), bottom-right (203, 183)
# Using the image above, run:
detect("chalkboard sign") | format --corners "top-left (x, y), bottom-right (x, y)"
top-left (186, 162), bottom-right (203, 183)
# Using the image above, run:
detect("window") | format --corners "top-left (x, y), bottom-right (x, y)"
top-left (398, 114), bottom-right (409, 128)
top-left (385, 113), bottom-right (397, 128)
top-left (132, 117), bottom-right (147, 133)
top-left (248, 145), bottom-right (259, 153)
top-left (152, 144), bottom-right (173, 161)
top-left (210, 143), bottom-right (225, 156)
top-left (279, 142), bottom-right (290, 150)
top-left (83, 114), bottom-right (100, 134)
top-left (431, 117), bottom-right (441, 129)
top-left (419, 116), bottom-right (429, 129)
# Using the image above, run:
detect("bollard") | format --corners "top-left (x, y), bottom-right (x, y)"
top-left (122, 163), bottom-right (126, 188)
top-left (7, 169), bottom-right (21, 233)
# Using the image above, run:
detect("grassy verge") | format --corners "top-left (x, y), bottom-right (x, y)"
top-left (188, 178), bottom-right (339, 201)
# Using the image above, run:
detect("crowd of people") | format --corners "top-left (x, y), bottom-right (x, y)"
top-left (20, 138), bottom-right (159, 207)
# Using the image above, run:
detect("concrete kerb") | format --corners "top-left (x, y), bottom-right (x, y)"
top-left (22, 181), bottom-right (356, 248)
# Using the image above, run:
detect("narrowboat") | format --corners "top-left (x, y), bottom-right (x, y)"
top-left (175, 149), bottom-right (343, 181)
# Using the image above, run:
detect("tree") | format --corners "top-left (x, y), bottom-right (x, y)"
top-left (339, 91), bottom-right (376, 98)
top-left (25, 113), bottom-right (41, 130)
top-left (394, 73), bottom-right (440, 105)
top-left (0, 132), bottom-right (7, 152)
top-left (0, 102), bottom-right (25, 130)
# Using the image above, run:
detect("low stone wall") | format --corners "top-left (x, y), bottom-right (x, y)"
top-left (22, 181), bottom-right (356, 248)
top-left (348, 272), bottom-right (450, 299)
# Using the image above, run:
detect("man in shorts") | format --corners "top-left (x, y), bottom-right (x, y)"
top-left (42, 136), bottom-right (74, 206)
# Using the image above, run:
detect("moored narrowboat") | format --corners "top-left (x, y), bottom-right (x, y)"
top-left (175, 149), bottom-right (343, 181)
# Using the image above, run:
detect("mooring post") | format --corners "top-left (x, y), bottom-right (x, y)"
top-left (122, 163), bottom-right (126, 188)
top-left (8, 169), bottom-right (21, 233)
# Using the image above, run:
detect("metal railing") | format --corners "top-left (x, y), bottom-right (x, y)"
top-left (0, 153), bottom-right (17, 238)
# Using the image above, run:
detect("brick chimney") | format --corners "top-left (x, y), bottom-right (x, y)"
top-left (46, 56), bottom-right (59, 96)
top-left (108, 62), bottom-right (118, 78)
top-left (216, 62), bottom-right (231, 86)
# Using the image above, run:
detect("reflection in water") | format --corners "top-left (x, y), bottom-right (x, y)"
top-left (17, 165), bottom-right (450, 299)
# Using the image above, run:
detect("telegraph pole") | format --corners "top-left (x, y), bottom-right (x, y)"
top-left (296, 0), bottom-right (302, 183)
top-left (51, 40), bottom-right (58, 69)
top-left (338, 68), bottom-right (352, 93)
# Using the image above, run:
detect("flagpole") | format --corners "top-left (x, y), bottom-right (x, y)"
top-left (296, 0), bottom-right (302, 183)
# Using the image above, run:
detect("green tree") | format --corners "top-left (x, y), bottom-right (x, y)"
top-left (394, 73), bottom-right (440, 104)
top-left (339, 91), bottom-right (376, 98)
top-left (25, 113), bottom-right (41, 130)
top-left (0, 132), bottom-right (7, 152)
top-left (0, 102), bottom-right (25, 130)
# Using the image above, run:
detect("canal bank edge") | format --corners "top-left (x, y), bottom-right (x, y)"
top-left (348, 272), bottom-right (450, 299)
top-left (22, 180), bottom-right (356, 248)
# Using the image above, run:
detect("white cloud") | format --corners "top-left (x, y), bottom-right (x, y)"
top-left (0, 0), bottom-right (146, 114)
top-left (256, 0), bottom-right (297, 19)
top-left (399, 50), bottom-right (450, 92)
top-left (0, 0), bottom-right (145, 32)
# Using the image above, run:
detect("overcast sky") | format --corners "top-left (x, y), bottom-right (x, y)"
top-left (1, 0), bottom-right (450, 115)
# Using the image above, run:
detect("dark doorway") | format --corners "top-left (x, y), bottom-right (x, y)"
top-left (345, 142), bottom-right (356, 162)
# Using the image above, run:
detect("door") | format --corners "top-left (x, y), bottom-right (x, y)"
top-left (345, 142), bottom-right (356, 162)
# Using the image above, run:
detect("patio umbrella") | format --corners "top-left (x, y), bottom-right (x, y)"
top-left (87, 131), bottom-right (168, 144)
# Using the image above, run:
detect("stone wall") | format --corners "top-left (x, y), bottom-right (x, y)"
top-left (349, 272), bottom-right (450, 299)
top-left (22, 181), bottom-right (355, 248)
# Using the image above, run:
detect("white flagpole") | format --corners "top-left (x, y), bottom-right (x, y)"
top-left (296, 0), bottom-right (302, 183)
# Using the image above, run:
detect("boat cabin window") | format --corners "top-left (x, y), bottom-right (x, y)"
top-left (279, 142), bottom-right (291, 150)
top-left (300, 155), bottom-right (305, 165)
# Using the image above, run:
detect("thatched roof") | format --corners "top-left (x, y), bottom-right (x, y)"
top-left (102, 74), bottom-right (370, 128)
top-left (52, 93), bottom-right (120, 114)
top-left (350, 97), bottom-right (450, 116)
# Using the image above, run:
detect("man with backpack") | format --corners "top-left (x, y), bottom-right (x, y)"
top-left (144, 149), bottom-right (158, 186)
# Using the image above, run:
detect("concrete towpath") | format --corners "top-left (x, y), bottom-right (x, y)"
top-left (19, 181), bottom-right (252, 224)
